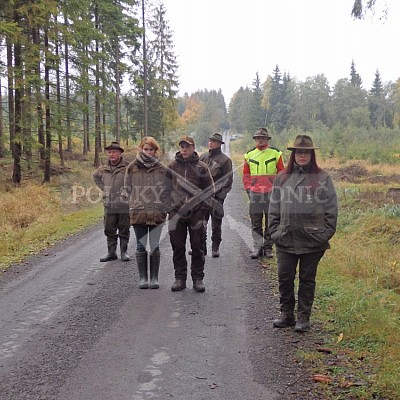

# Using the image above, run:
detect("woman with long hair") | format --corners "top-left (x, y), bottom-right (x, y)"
top-left (125, 137), bottom-right (170, 289)
top-left (268, 135), bottom-right (338, 332)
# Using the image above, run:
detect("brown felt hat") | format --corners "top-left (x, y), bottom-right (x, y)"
top-left (209, 132), bottom-right (224, 144)
top-left (105, 141), bottom-right (124, 152)
top-left (287, 135), bottom-right (318, 151)
top-left (179, 135), bottom-right (195, 146)
top-left (252, 127), bottom-right (271, 139)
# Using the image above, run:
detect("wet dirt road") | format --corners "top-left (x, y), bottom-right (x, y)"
top-left (0, 173), bottom-right (318, 400)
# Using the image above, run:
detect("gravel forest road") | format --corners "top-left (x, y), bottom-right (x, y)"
top-left (0, 170), bottom-right (323, 400)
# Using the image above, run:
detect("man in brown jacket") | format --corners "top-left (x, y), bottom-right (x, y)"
top-left (166, 136), bottom-right (215, 292)
top-left (93, 141), bottom-right (131, 262)
top-left (199, 132), bottom-right (233, 257)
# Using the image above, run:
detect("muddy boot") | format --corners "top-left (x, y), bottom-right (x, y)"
top-left (211, 242), bottom-right (220, 258)
top-left (136, 251), bottom-right (148, 289)
top-left (295, 315), bottom-right (310, 332)
top-left (120, 239), bottom-right (131, 262)
top-left (100, 240), bottom-right (118, 262)
top-left (149, 251), bottom-right (160, 289)
top-left (251, 246), bottom-right (264, 259)
top-left (273, 312), bottom-right (296, 328)
top-left (264, 246), bottom-right (273, 259)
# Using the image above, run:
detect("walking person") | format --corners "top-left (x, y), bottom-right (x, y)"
top-left (166, 136), bottom-right (214, 292)
top-left (268, 135), bottom-right (338, 332)
top-left (199, 132), bottom-right (233, 258)
top-left (243, 128), bottom-right (285, 259)
top-left (93, 141), bottom-right (131, 262)
top-left (125, 137), bottom-right (169, 289)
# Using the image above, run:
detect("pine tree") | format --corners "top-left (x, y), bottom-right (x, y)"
top-left (350, 60), bottom-right (362, 88)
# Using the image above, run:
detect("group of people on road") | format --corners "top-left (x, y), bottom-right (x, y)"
top-left (94, 128), bottom-right (338, 332)
top-left (93, 133), bottom-right (233, 294)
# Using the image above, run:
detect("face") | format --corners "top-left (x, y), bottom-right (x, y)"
top-left (254, 137), bottom-right (269, 147)
top-left (179, 142), bottom-right (195, 159)
top-left (208, 139), bottom-right (221, 150)
top-left (294, 149), bottom-right (312, 166)
top-left (107, 149), bottom-right (122, 164)
top-left (141, 144), bottom-right (156, 157)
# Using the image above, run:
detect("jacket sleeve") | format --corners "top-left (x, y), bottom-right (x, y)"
top-left (215, 158), bottom-right (233, 201)
top-left (268, 176), bottom-right (282, 240)
top-left (93, 168), bottom-right (104, 191)
top-left (322, 174), bottom-right (338, 242)
top-left (242, 159), bottom-right (252, 191)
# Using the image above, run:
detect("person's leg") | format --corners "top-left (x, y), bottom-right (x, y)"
top-left (168, 213), bottom-right (188, 290)
top-left (211, 211), bottom-right (223, 257)
top-left (249, 193), bottom-right (264, 258)
top-left (273, 250), bottom-right (298, 328)
top-left (188, 210), bottom-right (206, 292)
top-left (118, 212), bottom-right (131, 261)
top-left (133, 225), bottom-right (149, 288)
top-left (148, 224), bottom-right (164, 289)
top-left (296, 251), bottom-right (325, 332)
top-left (262, 194), bottom-right (274, 258)
top-left (100, 212), bottom-right (118, 261)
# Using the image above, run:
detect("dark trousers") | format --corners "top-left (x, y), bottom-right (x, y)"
top-left (168, 209), bottom-right (205, 281)
top-left (276, 250), bottom-right (325, 318)
top-left (103, 210), bottom-right (130, 245)
top-left (249, 192), bottom-right (273, 250)
top-left (133, 224), bottom-right (163, 253)
top-left (204, 199), bottom-right (224, 246)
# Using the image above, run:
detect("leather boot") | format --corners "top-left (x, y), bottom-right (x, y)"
top-left (295, 315), bottom-right (310, 332)
top-left (264, 247), bottom-right (273, 259)
top-left (193, 279), bottom-right (205, 292)
top-left (171, 279), bottom-right (186, 291)
top-left (250, 246), bottom-right (264, 259)
top-left (211, 242), bottom-right (220, 258)
top-left (273, 312), bottom-right (296, 328)
top-left (100, 243), bottom-right (118, 262)
top-left (149, 251), bottom-right (160, 289)
top-left (136, 251), bottom-right (148, 289)
top-left (120, 239), bottom-right (131, 262)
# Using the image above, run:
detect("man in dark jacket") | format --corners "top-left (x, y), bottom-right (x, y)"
top-left (166, 136), bottom-right (215, 292)
top-left (199, 132), bottom-right (233, 257)
top-left (93, 141), bottom-right (131, 262)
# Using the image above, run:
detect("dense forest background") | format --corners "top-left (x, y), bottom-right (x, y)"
top-left (1, 0), bottom-right (399, 185)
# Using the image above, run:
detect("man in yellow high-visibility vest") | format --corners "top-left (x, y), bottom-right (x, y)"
top-left (243, 128), bottom-right (285, 259)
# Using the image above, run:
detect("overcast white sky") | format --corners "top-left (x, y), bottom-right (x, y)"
top-left (161, 0), bottom-right (400, 104)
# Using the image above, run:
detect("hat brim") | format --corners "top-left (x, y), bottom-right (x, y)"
top-left (253, 135), bottom-right (271, 139)
top-left (105, 147), bottom-right (124, 153)
top-left (287, 146), bottom-right (318, 151)
top-left (209, 138), bottom-right (225, 144)
top-left (179, 140), bottom-right (194, 145)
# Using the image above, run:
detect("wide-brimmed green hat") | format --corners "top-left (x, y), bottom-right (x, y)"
top-left (287, 135), bottom-right (318, 151)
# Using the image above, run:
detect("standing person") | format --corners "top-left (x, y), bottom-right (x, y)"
top-left (166, 136), bottom-right (214, 292)
top-left (268, 135), bottom-right (338, 332)
top-left (243, 127), bottom-right (284, 259)
top-left (93, 141), bottom-right (131, 262)
top-left (199, 132), bottom-right (233, 258)
top-left (125, 137), bottom-right (169, 289)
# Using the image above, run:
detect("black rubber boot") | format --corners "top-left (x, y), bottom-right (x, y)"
top-left (149, 251), bottom-right (160, 289)
top-left (100, 243), bottom-right (118, 262)
top-left (250, 246), bottom-right (264, 259)
top-left (120, 239), bottom-right (131, 262)
top-left (136, 251), bottom-right (148, 289)
top-left (273, 312), bottom-right (296, 328)
top-left (211, 242), bottom-right (220, 258)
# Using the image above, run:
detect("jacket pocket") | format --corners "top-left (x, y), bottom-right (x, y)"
top-left (304, 226), bottom-right (327, 244)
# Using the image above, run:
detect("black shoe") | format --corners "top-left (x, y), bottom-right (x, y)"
top-left (295, 318), bottom-right (310, 332)
top-left (171, 279), bottom-right (186, 291)
top-left (211, 245), bottom-right (220, 258)
top-left (273, 313), bottom-right (296, 328)
top-left (250, 247), bottom-right (263, 259)
top-left (193, 280), bottom-right (205, 292)
top-left (264, 248), bottom-right (273, 258)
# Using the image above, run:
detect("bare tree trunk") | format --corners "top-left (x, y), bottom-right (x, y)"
top-left (115, 45), bottom-right (121, 142)
top-left (0, 76), bottom-right (4, 158)
top-left (93, 7), bottom-right (101, 168)
top-left (64, 16), bottom-right (72, 152)
top-left (32, 27), bottom-right (45, 160)
top-left (12, 17), bottom-right (22, 185)
top-left (101, 57), bottom-right (107, 148)
top-left (55, 18), bottom-right (64, 167)
top-left (43, 29), bottom-right (51, 183)
top-left (142, 0), bottom-right (148, 138)
top-left (6, 39), bottom-right (15, 155)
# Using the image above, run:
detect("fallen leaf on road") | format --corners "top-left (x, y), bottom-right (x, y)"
top-left (312, 374), bottom-right (332, 383)
top-left (316, 346), bottom-right (333, 354)
top-left (337, 332), bottom-right (344, 343)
